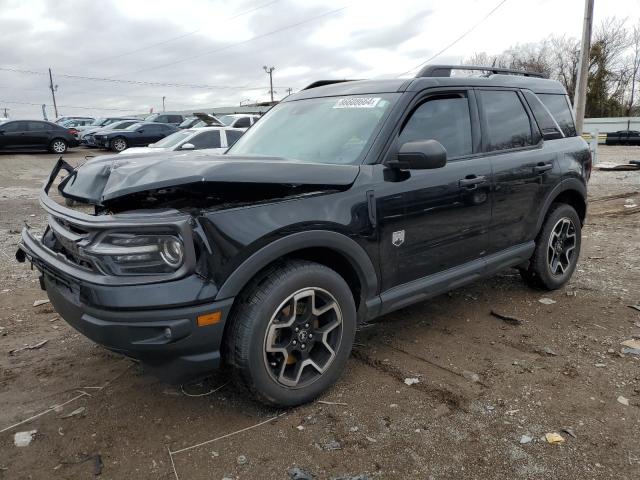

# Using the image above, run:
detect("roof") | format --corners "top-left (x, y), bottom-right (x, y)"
top-left (288, 72), bottom-right (566, 101)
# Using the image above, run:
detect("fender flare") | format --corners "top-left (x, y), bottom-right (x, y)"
top-left (215, 230), bottom-right (379, 301)
top-left (535, 178), bottom-right (587, 232)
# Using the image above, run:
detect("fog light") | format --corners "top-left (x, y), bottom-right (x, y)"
top-left (164, 327), bottom-right (172, 339)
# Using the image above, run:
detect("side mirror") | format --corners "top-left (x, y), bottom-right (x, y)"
top-left (180, 143), bottom-right (195, 150)
top-left (388, 139), bottom-right (447, 170)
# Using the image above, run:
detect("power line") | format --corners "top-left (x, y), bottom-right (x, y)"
top-left (399, 0), bottom-right (509, 76)
top-left (118, 6), bottom-right (348, 76)
top-left (0, 66), bottom-right (288, 91)
top-left (84, 0), bottom-right (281, 66)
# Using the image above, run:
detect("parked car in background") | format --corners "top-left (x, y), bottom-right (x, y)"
top-left (94, 122), bottom-right (178, 152)
top-left (0, 120), bottom-right (78, 153)
top-left (119, 126), bottom-right (244, 155)
top-left (81, 119), bottom-right (140, 147)
top-left (217, 113), bottom-right (259, 129)
top-left (144, 113), bottom-right (185, 126)
top-left (55, 116), bottom-right (94, 125)
top-left (60, 118), bottom-right (95, 128)
top-left (77, 117), bottom-right (140, 144)
top-left (605, 130), bottom-right (640, 145)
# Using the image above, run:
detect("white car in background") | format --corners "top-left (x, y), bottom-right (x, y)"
top-left (119, 126), bottom-right (244, 155)
top-left (217, 114), bottom-right (260, 129)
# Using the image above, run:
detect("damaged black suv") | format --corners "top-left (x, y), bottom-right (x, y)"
top-left (17, 66), bottom-right (590, 407)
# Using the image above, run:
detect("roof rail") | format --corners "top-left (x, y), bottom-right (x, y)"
top-left (302, 79), bottom-right (359, 90)
top-left (416, 65), bottom-right (546, 79)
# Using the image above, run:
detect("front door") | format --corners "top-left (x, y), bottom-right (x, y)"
top-left (377, 90), bottom-right (492, 291)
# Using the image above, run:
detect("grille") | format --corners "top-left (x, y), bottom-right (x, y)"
top-left (48, 216), bottom-right (96, 271)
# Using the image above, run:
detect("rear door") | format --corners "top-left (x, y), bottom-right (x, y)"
top-left (26, 121), bottom-right (53, 148)
top-left (477, 89), bottom-right (557, 253)
top-left (377, 89), bottom-right (492, 290)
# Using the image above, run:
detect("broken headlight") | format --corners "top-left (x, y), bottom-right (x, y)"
top-left (81, 233), bottom-right (184, 275)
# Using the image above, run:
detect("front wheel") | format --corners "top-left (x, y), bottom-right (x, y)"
top-left (225, 261), bottom-right (356, 407)
top-left (49, 138), bottom-right (67, 154)
top-left (520, 203), bottom-right (581, 290)
top-left (110, 137), bottom-right (127, 152)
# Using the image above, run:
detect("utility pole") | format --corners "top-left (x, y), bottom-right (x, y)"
top-left (263, 66), bottom-right (275, 102)
top-left (162, 96), bottom-right (166, 112)
top-left (2, 107), bottom-right (8, 118)
top-left (573, 0), bottom-right (594, 135)
top-left (286, 88), bottom-right (293, 96)
top-left (48, 68), bottom-right (59, 119)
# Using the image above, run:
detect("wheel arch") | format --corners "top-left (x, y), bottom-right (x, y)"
top-left (216, 231), bottom-right (379, 319)
top-left (536, 179), bottom-right (587, 232)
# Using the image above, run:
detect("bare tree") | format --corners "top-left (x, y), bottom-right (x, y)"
top-left (627, 22), bottom-right (640, 115)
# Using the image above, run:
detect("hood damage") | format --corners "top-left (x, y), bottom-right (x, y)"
top-left (51, 153), bottom-right (359, 214)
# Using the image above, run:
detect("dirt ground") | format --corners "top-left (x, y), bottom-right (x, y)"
top-left (0, 146), bottom-right (638, 480)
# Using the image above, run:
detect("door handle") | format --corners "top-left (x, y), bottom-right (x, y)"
top-left (458, 175), bottom-right (486, 189)
top-left (533, 163), bottom-right (553, 174)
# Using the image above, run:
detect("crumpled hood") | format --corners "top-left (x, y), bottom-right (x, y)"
top-left (59, 151), bottom-right (360, 205)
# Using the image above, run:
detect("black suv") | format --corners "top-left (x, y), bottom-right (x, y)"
top-left (17, 65), bottom-right (590, 407)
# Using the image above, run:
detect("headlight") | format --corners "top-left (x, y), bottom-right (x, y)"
top-left (81, 233), bottom-right (185, 275)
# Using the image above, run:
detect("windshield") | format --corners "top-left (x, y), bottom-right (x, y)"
top-left (90, 118), bottom-right (106, 126)
top-left (106, 121), bottom-right (129, 130)
top-left (145, 114), bottom-right (159, 121)
top-left (178, 117), bottom-right (195, 128)
top-left (227, 94), bottom-right (398, 164)
top-left (152, 130), bottom-right (193, 148)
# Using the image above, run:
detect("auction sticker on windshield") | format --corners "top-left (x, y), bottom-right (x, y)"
top-left (333, 97), bottom-right (381, 109)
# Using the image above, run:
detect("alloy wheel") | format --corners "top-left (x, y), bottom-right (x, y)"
top-left (52, 140), bottom-right (66, 153)
top-left (263, 288), bottom-right (343, 388)
top-left (547, 217), bottom-right (577, 276)
top-left (113, 138), bottom-right (127, 151)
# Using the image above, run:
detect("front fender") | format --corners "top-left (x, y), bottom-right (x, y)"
top-left (215, 230), bottom-right (379, 303)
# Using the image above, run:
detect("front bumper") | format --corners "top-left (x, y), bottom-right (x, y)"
top-left (17, 228), bottom-right (233, 383)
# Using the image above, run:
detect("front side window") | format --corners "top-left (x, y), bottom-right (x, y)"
top-left (2, 121), bottom-right (27, 132)
top-left (153, 130), bottom-right (193, 148)
top-left (480, 90), bottom-right (534, 151)
top-left (234, 117), bottom-right (251, 128)
top-left (228, 94), bottom-right (398, 164)
top-left (399, 94), bottom-right (473, 158)
top-left (537, 93), bottom-right (576, 137)
top-left (189, 130), bottom-right (221, 148)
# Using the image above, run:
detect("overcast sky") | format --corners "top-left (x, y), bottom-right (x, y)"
top-left (1, 0), bottom-right (639, 119)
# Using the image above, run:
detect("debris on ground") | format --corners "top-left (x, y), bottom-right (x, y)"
top-left (538, 297), bottom-right (557, 305)
top-left (60, 406), bottom-right (85, 419)
top-left (490, 310), bottom-right (523, 325)
top-left (332, 475), bottom-right (370, 480)
top-left (544, 432), bottom-right (565, 444)
top-left (296, 425), bottom-right (305, 431)
top-left (403, 377), bottom-right (419, 386)
top-left (14, 430), bottom-right (37, 447)
top-left (462, 370), bottom-right (481, 382)
top-left (323, 440), bottom-right (342, 451)
top-left (9, 339), bottom-right (48, 355)
top-left (317, 400), bottom-right (348, 406)
top-left (617, 396), bottom-right (629, 406)
top-left (289, 466), bottom-right (315, 480)
top-left (628, 305), bottom-right (640, 312)
top-left (237, 455), bottom-right (248, 465)
top-left (596, 162), bottom-right (640, 171)
top-left (621, 339), bottom-right (640, 355)
top-left (32, 299), bottom-right (50, 307)
top-left (594, 363), bottom-right (607, 368)
top-left (537, 346), bottom-right (558, 356)
top-left (93, 454), bottom-right (103, 476)
top-left (519, 435), bottom-right (533, 444)
top-left (561, 428), bottom-right (577, 439)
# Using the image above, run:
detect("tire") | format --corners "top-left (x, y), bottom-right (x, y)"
top-left (520, 203), bottom-right (581, 290)
top-left (110, 137), bottom-right (127, 152)
top-left (225, 260), bottom-right (357, 407)
top-left (49, 138), bottom-right (67, 154)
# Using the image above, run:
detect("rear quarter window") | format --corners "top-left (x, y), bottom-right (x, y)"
top-left (537, 94), bottom-right (576, 137)
top-left (479, 90), bottom-right (538, 151)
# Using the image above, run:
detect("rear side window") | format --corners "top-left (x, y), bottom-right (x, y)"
top-left (168, 115), bottom-right (182, 123)
top-left (399, 94), bottom-right (473, 158)
top-left (27, 121), bottom-right (48, 131)
top-left (537, 94), bottom-right (576, 137)
top-left (225, 129), bottom-right (243, 146)
top-left (190, 130), bottom-right (221, 148)
top-left (480, 90), bottom-right (535, 151)
top-left (234, 117), bottom-right (251, 128)
top-left (522, 91), bottom-right (563, 140)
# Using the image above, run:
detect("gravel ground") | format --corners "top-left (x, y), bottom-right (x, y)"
top-left (0, 146), bottom-right (638, 479)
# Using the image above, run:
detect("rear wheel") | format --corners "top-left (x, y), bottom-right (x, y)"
top-left (49, 138), bottom-right (67, 154)
top-left (225, 260), bottom-right (356, 407)
top-left (110, 137), bottom-right (127, 152)
top-left (520, 203), bottom-right (581, 290)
